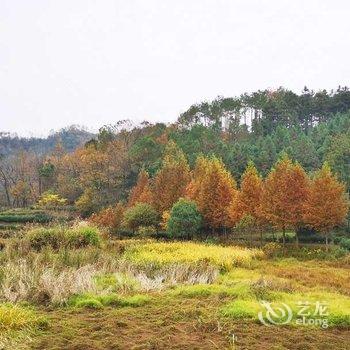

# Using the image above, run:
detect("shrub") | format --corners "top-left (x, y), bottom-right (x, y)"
top-left (339, 237), bottom-right (350, 251)
top-left (137, 225), bottom-right (157, 237)
top-left (160, 210), bottom-right (170, 231)
top-left (75, 188), bottom-right (100, 216)
top-left (26, 225), bottom-right (101, 250)
top-left (65, 226), bottom-right (101, 248)
top-left (262, 242), bottom-right (282, 257)
top-left (89, 203), bottom-right (124, 232)
top-left (37, 191), bottom-right (67, 208)
top-left (167, 198), bottom-right (202, 239)
top-left (123, 203), bottom-right (159, 232)
top-left (26, 227), bottom-right (65, 250)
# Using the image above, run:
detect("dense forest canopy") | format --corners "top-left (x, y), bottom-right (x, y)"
top-left (0, 86), bottom-right (349, 210)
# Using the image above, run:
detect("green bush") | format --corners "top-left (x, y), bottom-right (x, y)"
top-left (27, 227), bottom-right (65, 250)
top-left (167, 198), bottom-right (202, 239)
top-left (339, 237), bottom-right (350, 251)
top-left (123, 203), bottom-right (159, 232)
top-left (65, 226), bottom-right (101, 248)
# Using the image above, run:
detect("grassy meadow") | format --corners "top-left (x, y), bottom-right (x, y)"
top-left (0, 209), bottom-right (348, 349)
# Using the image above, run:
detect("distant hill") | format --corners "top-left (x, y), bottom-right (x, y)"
top-left (0, 125), bottom-right (95, 157)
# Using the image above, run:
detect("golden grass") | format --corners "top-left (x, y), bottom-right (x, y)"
top-left (123, 241), bottom-right (264, 270)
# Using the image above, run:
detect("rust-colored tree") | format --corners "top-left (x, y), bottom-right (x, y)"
top-left (127, 169), bottom-right (153, 207)
top-left (228, 161), bottom-right (264, 245)
top-left (303, 163), bottom-right (349, 249)
top-left (90, 202), bottom-right (125, 234)
top-left (152, 141), bottom-right (190, 213)
top-left (261, 155), bottom-right (309, 248)
top-left (188, 156), bottom-right (236, 232)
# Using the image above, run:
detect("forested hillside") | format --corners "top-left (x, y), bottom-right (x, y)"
top-left (0, 125), bottom-right (95, 157)
top-left (0, 87), bottom-right (349, 209)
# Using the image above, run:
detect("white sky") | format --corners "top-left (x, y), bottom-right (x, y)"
top-left (1, 0), bottom-right (350, 136)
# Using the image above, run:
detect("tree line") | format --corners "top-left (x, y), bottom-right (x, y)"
top-left (90, 141), bottom-right (348, 248)
top-left (0, 87), bottom-right (349, 233)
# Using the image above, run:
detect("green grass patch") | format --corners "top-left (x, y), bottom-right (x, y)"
top-left (221, 299), bottom-right (261, 319)
top-left (220, 289), bottom-right (350, 328)
top-left (69, 293), bottom-right (151, 309)
top-left (0, 303), bottom-right (48, 332)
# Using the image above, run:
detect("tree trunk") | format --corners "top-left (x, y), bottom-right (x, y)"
top-left (282, 226), bottom-right (286, 254)
top-left (295, 230), bottom-right (299, 249)
top-left (39, 176), bottom-right (42, 196)
top-left (3, 179), bottom-right (11, 207)
top-left (260, 228), bottom-right (263, 247)
top-left (325, 232), bottom-right (329, 252)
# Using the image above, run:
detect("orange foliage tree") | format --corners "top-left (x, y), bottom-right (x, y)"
top-left (127, 169), bottom-right (153, 207)
top-left (228, 161), bottom-right (264, 244)
top-left (89, 202), bottom-right (125, 233)
top-left (261, 155), bottom-right (309, 247)
top-left (187, 155), bottom-right (236, 232)
top-left (303, 163), bottom-right (349, 248)
top-left (152, 141), bottom-right (190, 213)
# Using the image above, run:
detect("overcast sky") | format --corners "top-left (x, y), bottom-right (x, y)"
top-left (1, 0), bottom-right (350, 136)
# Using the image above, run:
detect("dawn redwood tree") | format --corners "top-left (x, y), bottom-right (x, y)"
top-left (188, 155), bottom-right (236, 233)
top-left (303, 163), bottom-right (349, 249)
top-left (152, 140), bottom-right (190, 213)
top-left (228, 161), bottom-right (264, 245)
top-left (261, 155), bottom-right (309, 248)
top-left (127, 169), bottom-right (153, 207)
